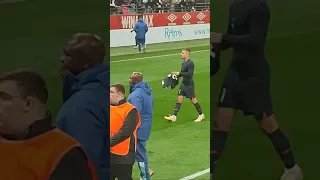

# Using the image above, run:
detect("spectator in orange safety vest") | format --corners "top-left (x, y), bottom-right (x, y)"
top-left (110, 83), bottom-right (141, 180)
top-left (0, 70), bottom-right (97, 180)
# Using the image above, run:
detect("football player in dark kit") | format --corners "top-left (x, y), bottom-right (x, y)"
top-left (164, 48), bottom-right (205, 122)
top-left (210, 0), bottom-right (303, 180)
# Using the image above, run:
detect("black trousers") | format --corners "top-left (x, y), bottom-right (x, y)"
top-left (110, 164), bottom-right (133, 180)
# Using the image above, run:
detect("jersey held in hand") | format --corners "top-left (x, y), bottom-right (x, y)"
top-left (162, 74), bottom-right (179, 89)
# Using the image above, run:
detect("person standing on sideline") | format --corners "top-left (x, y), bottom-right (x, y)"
top-left (132, 15), bottom-right (148, 53)
top-left (128, 72), bottom-right (154, 180)
top-left (110, 84), bottom-right (141, 180)
top-left (56, 33), bottom-right (110, 180)
top-left (0, 70), bottom-right (97, 180)
top-left (131, 31), bottom-right (147, 49)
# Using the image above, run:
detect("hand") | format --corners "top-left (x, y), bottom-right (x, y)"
top-left (211, 32), bottom-right (223, 44)
top-left (172, 72), bottom-right (179, 75)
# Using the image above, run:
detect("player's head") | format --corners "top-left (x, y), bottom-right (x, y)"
top-left (110, 83), bottom-right (126, 105)
top-left (60, 33), bottom-right (105, 75)
top-left (0, 70), bottom-right (48, 136)
top-left (181, 48), bottom-right (190, 60)
top-left (129, 72), bottom-right (143, 85)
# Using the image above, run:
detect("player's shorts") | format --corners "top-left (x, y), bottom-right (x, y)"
top-left (217, 68), bottom-right (273, 116)
top-left (178, 84), bottom-right (196, 99)
top-left (136, 38), bottom-right (145, 45)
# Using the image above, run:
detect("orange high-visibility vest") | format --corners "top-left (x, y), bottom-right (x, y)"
top-left (0, 128), bottom-right (98, 180)
top-left (110, 102), bottom-right (141, 156)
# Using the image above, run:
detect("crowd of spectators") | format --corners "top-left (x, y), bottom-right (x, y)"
top-left (110, 0), bottom-right (210, 15)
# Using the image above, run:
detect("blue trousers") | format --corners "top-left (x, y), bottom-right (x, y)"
top-left (136, 38), bottom-right (146, 52)
top-left (136, 139), bottom-right (150, 180)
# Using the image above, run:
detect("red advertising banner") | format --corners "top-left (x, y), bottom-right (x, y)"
top-left (110, 11), bottom-right (210, 30)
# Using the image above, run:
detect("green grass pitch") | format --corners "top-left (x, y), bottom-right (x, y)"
top-left (111, 39), bottom-right (210, 180)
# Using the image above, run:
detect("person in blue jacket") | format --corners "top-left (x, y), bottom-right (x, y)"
top-left (128, 72), bottom-right (154, 180)
top-left (133, 16), bottom-right (148, 53)
top-left (56, 33), bottom-right (109, 180)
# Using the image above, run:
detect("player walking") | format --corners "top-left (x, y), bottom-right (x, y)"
top-left (164, 48), bottom-right (205, 122)
top-left (210, 0), bottom-right (303, 179)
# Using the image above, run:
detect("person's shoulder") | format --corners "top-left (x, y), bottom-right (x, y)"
top-left (129, 90), bottom-right (142, 99)
top-left (188, 59), bottom-right (195, 64)
top-left (60, 97), bottom-right (107, 122)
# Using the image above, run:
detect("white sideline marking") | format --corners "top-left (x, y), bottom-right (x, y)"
top-left (111, 49), bottom-right (209, 63)
top-left (179, 168), bottom-right (210, 180)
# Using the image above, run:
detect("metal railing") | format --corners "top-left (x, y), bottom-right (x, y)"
top-left (110, 1), bottom-right (209, 15)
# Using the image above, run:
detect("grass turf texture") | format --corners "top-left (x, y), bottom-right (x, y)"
top-left (110, 39), bottom-right (210, 180)
top-left (211, 0), bottom-right (320, 179)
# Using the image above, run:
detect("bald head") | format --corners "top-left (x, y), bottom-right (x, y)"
top-left (71, 33), bottom-right (105, 63)
top-left (129, 72), bottom-right (143, 85)
top-left (60, 33), bottom-right (106, 75)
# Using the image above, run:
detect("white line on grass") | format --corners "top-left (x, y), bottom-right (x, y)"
top-left (178, 168), bottom-right (210, 180)
top-left (111, 49), bottom-right (209, 64)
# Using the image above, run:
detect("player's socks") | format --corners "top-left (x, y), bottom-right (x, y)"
top-left (193, 103), bottom-right (203, 115)
top-left (266, 128), bottom-right (296, 169)
top-left (211, 130), bottom-right (228, 173)
top-left (173, 103), bottom-right (181, 116)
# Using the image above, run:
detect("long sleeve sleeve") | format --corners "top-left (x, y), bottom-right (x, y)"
top-left (222, 2), bottom-right (270, 46)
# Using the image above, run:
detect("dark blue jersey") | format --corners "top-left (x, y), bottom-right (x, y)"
top-left (162, 74), bottom-right (179, 89)
top-left (224, 0), bottom-right (270, 77)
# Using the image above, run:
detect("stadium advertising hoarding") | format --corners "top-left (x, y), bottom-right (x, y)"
top-left (110, 11), bottom-right (210, 47)
top-left (110, 24), bottom-right (209, 47)
top-left (110, 11), bottom-right (210, 30)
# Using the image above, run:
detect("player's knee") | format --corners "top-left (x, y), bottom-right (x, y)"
top-left (256, 113), bottom-right (279, 133)
top-left (190, 97), bottom-right (197, 104)
top-left (213, 119), bottom-right (230, 131)
top-left (176, 96), bottom-right (183, 103)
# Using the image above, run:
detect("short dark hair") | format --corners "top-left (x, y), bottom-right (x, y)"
top-left (110, 83), bottom-right (125, 94)
top-left (0, 70), bottom-right (48, 104)
top-left (182, 48), bottom-right (191, 53)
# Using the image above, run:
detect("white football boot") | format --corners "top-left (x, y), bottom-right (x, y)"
top-left (164, 115), bottom-right (176, 122)
top-left (280, 164), bottom-right (303, 180)
top-left (194, 114), bottom-right (205, 122)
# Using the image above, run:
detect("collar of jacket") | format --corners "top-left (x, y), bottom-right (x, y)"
top-left (1, 111), bottom-right (54, 140)
top-left (118, 98), bottom-right (127, 105)
top-left (62, 64), bottom-right (109, 102)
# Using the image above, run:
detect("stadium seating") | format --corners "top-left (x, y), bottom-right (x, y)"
top-left (110, 0), bottom-right (210, 14)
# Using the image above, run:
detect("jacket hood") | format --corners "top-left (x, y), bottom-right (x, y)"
top-left (131, 81), bottom-right (152, 95)
top-left (62, 64), bottom-right (109, 101)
